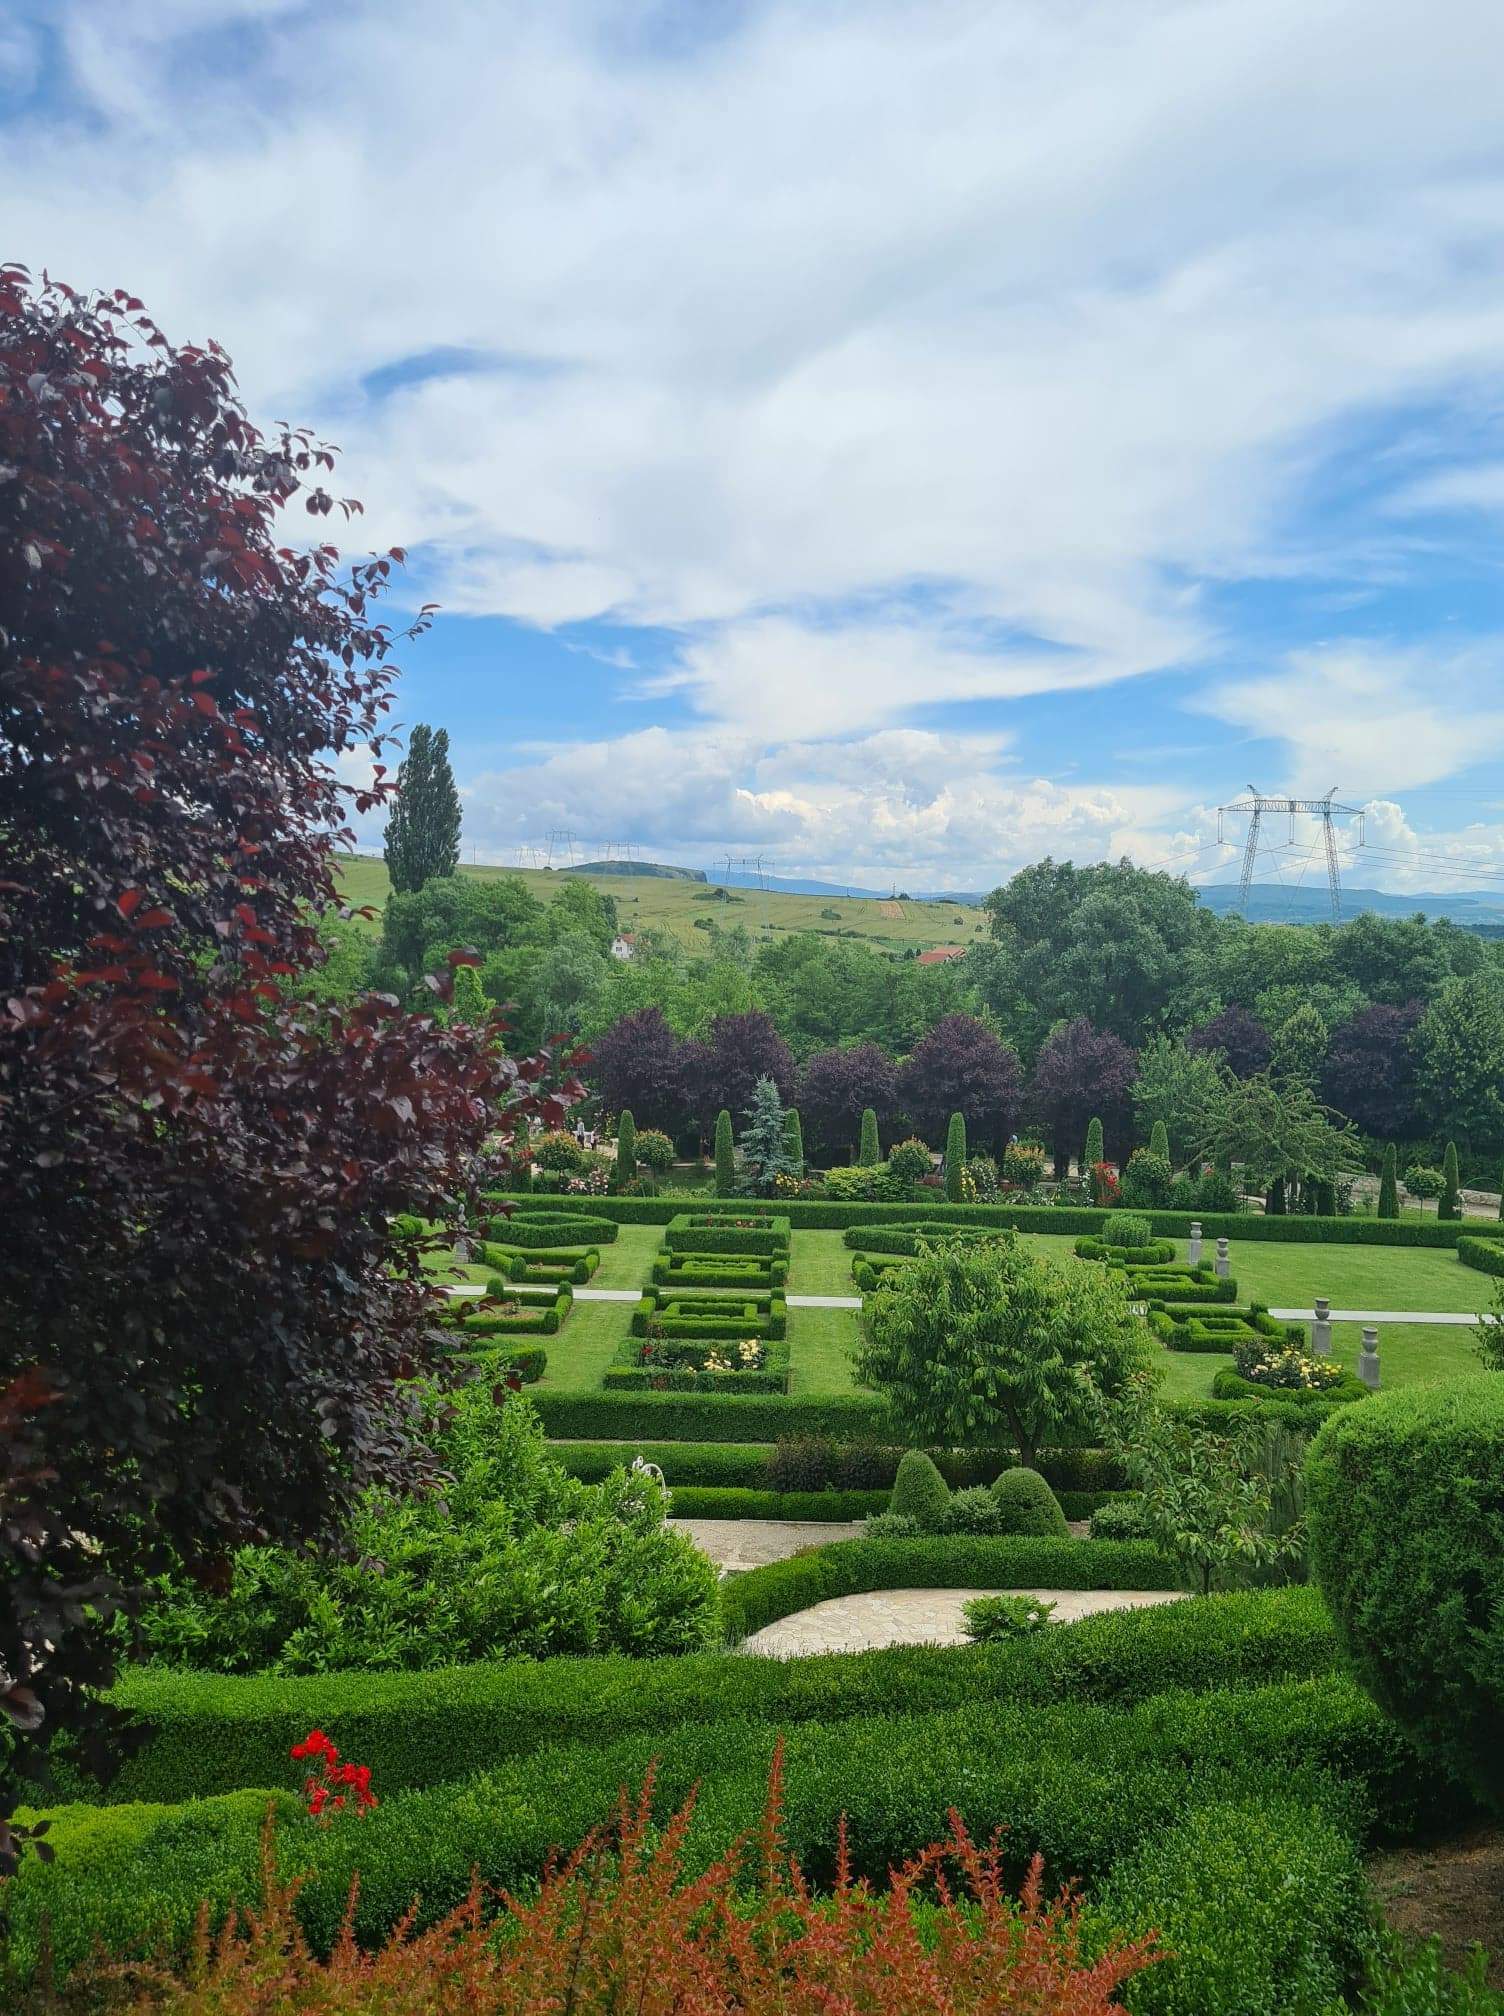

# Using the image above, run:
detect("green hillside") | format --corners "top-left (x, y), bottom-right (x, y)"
top-left (334, 855), bottom-right (986, 958)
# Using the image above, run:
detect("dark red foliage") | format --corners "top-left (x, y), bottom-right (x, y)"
top-left (898, 1015), bottom-right (1022, 1152)
top-left (690, 1011), bottom-right (796, 1131)
top-left (798, 1041), bottom-right (900, 1160)
top-left (591, 1005), bottom-right (690, 1135)
top-left (0, 270), bottom-right (579, 1872)
top-left (1187, 1004), bottom-right (1272, 1080)
top-left (1321, 1000), bottom-right (1424, 1140)
top-left (1028, 1017), bottom-right (1136, 1176)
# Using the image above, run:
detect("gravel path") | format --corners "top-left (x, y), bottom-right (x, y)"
top-left (740, 1586), bottom-right (1186, 1657)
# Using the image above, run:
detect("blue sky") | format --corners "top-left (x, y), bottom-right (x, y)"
top-left (6, 0), bottom-right (1504, 892)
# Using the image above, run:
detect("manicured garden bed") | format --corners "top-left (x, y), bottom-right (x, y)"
top-left (631, 1286), bottom-right (788, 1339)
top-left (484, 1242), bottom-right (601, 1284)
top-left (651, 1250), bottom-right (789, 1289)
top-left (441, 1282), bottom-right (573, 1336)
top-left (663, 1211), bottom-right (791, 1257)
top-left (1146, 1300), bottom-right (1304, 1353)
top-left (605, 1329), bottom-right (792, 1392)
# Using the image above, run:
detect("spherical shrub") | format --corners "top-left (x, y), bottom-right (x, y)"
top-left (1306, 1378), bottom-right (1504, 1810)
top-left (885, 1137), bottom-right (933, 1185)
top-left (1089, 1495), bottom-right (1149, 1542)
top-left (889, 1449), bottom-right (951, 1530)
top-left (989, 1467), bottom-right (1070, 1537)
top-left (863, 1511), bottom-right (923, 1540)
top-left (1104, 1210), bottom-right (1154, 1249)
top-left (940, 1485), bottom-right (1006, 1535)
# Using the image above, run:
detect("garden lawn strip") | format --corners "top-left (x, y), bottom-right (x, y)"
top-left (787, 1304), bottom-right (863, 1395)
top-left (785, 1228), bottom-right (867, 1297)
top-left (532, 1298), bottom-right (635, 1392)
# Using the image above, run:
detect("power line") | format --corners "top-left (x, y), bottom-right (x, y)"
top-left (1216, 786), bottom-right (1365, 924)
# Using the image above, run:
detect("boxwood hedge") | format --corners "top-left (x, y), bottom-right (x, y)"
top-left (1458, 1233), bottom-right (1504, 1276)
top-left (483, 1208), bottom-right (618, 1247)
top-left (664, 1212), bottom-right (791, 1257)
top-left (1145, 1303), bottom-right (1303, 1354)
top-left (484, 1244), bottom-right (600, 1284)
top-left (651, 1252), bottom-right (790, 1290)
top-left (1211, 1365), bottom-right (1366, 1406)
top-left (604, 1330), bottom-right (792, 1394)
top-left (441, 1283), bottom-right (572, 1337)
top-left (548, 1438), bottom-right (1128, 1495)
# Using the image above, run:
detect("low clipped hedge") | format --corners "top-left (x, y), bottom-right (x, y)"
top-left (1146, 1302), bottom-right (1303, 1354)
top-left (841, 1221), bottom-right (1013, 1257)
top-left (669, 1485), bottom-right (887, 1520)
top-left (23, 1671), bottom-right (1461, 1985)
top-left (651, 1252), bottom-right (789, 1290)
top-left (483, 1207), bottom-right (618, 1247)
top-left (630, 1287), bottom-right (788, 1340)
top-left (664, 1212), bottom-right (791, 1257)
top-left (604, 1331), bottom-right (791, 1394)
top-left (850, 1253), bottom-right (911, 1292)
top-left (68, 1586), bottom-right (1338, 1808)
top-left (1458, 1233), bottom-right (1504, 1276)
top-left (468, 1342), bottom-right (548, 1384)
top-left (490, 1192), bottom-right (1466, 1246)
top-left (1112, 1264), bottom-right (1236, 1304)
top-left (442, 1283), bottom-right (572, 1337)
top-left (484, 1243), bottom-right (600, 1284)
top-left (1212, 1365), bottom-right (1366, 1406)
top-left (549, 1439), bottom-right (1128, 1495)
top-left (1074, 1236), bottom-right (1176, 1266)
top-left (1308, 1377), bottom-right (1504, 1811)
top-left (720, 1535), bottom-right (1181, 1643)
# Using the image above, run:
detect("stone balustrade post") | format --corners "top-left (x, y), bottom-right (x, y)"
top-left (1214, 1236), bottom-right (1230, 1280)
top-left (1358, 1327), bottom-right (1381, 1391)
top-left (1188, 1220), bottom-right (1203, 1266)
top-left (1312, 1297), bottom-right (1332, 1355)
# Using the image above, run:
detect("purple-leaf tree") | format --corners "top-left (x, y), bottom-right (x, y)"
top-left (898, 1015), bottom-right (1023, 1151)
top-left (1187, 1005), bottom-right (1272, 1080)
top-left (1029, 1017), bottom-right (1137, 1176)
top-left (690, 1012), bottom-right (795, 1132)
top-left (591, 1006), bottom-right (689, 1135)
top-left (798, 1042), bottom-right (899, 1162)
top-left (1321, 1001), bottom-right (1424, 1140)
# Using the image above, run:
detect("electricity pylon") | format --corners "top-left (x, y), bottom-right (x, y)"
top-left (1216, 787), bottom-right (1366, 923)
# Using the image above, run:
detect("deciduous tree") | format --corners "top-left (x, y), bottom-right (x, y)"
top-left (1028, 1018), bottom-right (1136, 1177)
top-left (1321, 1002), bottom-right (1423, 1140)
top-left (797, 1042), bottom-right (898, 1162)
top-left (898, 1014), bottom-right (1022, 1151)
top-left (591, 1007), bottom-right (688, 1136)
top-left (1187, 1005), bottom-right (1273, 1080)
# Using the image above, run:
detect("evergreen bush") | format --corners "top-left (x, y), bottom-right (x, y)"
top-left (989, 1467), bottom-right (1070, 1536)
top-left (944, 1111), bottom-right (967, 1201)
top-left (1148, 1118), bottom-right (1170, 1164)
top-left (889, 1449), bottom-right (951, 1529)
top-left (1084, 1115), bottom-right (1104, 1170)
top-left (1440, 1139), bottom-right (1462, 1220)
top-left (783, 1105), bottom-right (804, 1175)
top-left (1377, 1142), bottom-right (1399, 1219)
top-left (614, 1109), bottom-right (636, 1189)
top-left (857, 1107), bottom-right (881, 1166)
top-left (713, 1109), bottom-right (734, 1195)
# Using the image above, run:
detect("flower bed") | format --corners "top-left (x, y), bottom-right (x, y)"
top-left (1145, 1301), bottom-right (1304, 1354)
top-left (631, 1288), bottom-right (788, 1340)
top-left (1212, 1365), bottom-right (1366, 1405)
top-left (650, 1251), bottom-right (789, 1290)
top-left (663, 1211), bottom-right (791, 1257)
top-left (484, 1243), bottom-right (600, 1284)
top-left (605, 1328), bottom-right (792, 1393)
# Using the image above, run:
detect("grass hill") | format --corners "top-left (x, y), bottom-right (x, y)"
top-left (333, 855), bottom-right (988, 958)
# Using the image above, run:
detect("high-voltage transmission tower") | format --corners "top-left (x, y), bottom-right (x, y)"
top-left (1216, 787), bottom-right (1365, 923)
top-left (544, 829), bottom-right (580, 868)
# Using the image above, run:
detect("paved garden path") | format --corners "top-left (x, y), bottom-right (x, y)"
top-left (1268, 1306), bottom-right (1480, 1325)
top-left (670, 1517), bottom-right (866, 1570)
top-left (740, 1586), bottom-right (1187, 1657)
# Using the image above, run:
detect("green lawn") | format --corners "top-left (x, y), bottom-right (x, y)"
top-left (1153, 1319), bottom-right (1481, 1403)
top-left (785, 1230), bottom-right (864, 1297)
top-left (787, 1307), bottom-right (864, 1395)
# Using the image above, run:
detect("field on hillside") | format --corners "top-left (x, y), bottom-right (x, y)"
top-left (335, 854), bottom-right (985, 957)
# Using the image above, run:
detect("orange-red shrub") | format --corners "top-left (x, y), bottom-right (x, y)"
top-left (91, 1744), bottom-right (1159, 2013)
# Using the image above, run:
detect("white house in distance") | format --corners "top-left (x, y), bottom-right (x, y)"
top-left (610, 932), bottom-right (637, 961)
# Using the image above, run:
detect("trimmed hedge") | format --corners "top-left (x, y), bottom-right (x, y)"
top-left (1145, 1302), bottom-right (1303, 1354)
top-left (23, 1672), bottom-right (1461, 1982)
top-left (1308, 1377), bottom-right (1504, 1811)
top-left (443, 1283), bottom-right (572, 1337)
top-left (548, 1439), bottom-right (1128, 1495)
top-left (63, 1585), bottom-right (1342, 1809)
top-left (850, 1253), bottom-right (911, 1292)
top-left (1074, 1236), bottom-right (1177, 1266)
top-left (1212, 1365), bottom-right (1366, 1405)
top-left (1458, 1233), bottom-right (1504, 1277)
top-left (1113, 1264), bottom-right (1236, 1304)
top-left (483, 1207), bottom-right (618, 1246)
top-left (489, 1192), bottom-right (1467, 1246)
top-left (651, 1251), bottom-right (789, 1290)
top-left (605, 1330), bottom-right (791, 1394)
top-left (664, 1212), bottom-right (791, 1257)
top-left (630, 1287), bottom-right (788, 1340)
top-left (468, 1342), bottom-right (548, 1383)
top-left (720, 1535), bottom-right (1181, 1643)
top-left (669, 1486), bottom-right (887, 1520)
top-left (842, 1221), bottom-right (1013, 1256)
top-left (484, 1243), bottom-right (600, 1284)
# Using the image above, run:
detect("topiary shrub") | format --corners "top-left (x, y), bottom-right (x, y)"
top-left (1440, 1139), bottom-right (1462, 1220)
top-left (713, 1109), bottom-right (734, 1196)
top-left (1306, 1378), bottom-right (1504, 1810)
top-left (613, 1109), bottom-right (637, 1190)
top-left (1377, 1142), bottom-right (1398, 1220)
top-left (1120, 1150), bottom-right (1174, 1209)
top-left (990, 1467), bottom-right (1070, 1537)
top-left (940, 1484), bottom-right (1007, 1535)
top-left (886, 1136), bottom-right (932, 1185)
top-left (944, 1111), bottom-right (967, 1202)
top-left (857, 1107), bottom-right (881, 1166)
top-left (1089, 1495), bottom-right (1149, 1542)
top-left (782, 1106), bottom-right (804, 1176)
top-left (635, 1126), bottom-right (675, 1178)
top-left (862, 1511), bottom-right (922, 1540)
top-left (1084, 1115), bottom-right (1104, 1172)
top-left (889, 1449), bottom-right (951, 1530)
top-left (1104, 1210), bottom-right (1154, 1249)
top-left (1148, 1118), bottom-right (1170, 1164)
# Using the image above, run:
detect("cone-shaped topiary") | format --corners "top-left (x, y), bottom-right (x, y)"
top-left (1266, 1175), bottom-right (1286, 1215)
top-left (1148, 1118), bottom-right (1170, 1165)
top-left (783, 1106), bottom-right (804, 1177)
top-left (713, 1109), bottom-right (735, 1196)
top-left (1084, 1115), bottom-right (1104, 1172)
top-left (615, 1110), bottom-right (636, 1189)
top-left (1378, 1142), bottom-right (1399, 1220)
top-left (989, 1467), bottom-right (1070, 1536)
top-left (889, 1449), bottom-right (950, 1530)
top-left (944, 1111), bottom-right (967, 1201)
top-left (857, 1107), bottom-right (881, 1166)
top-left (1441, 1140), bottom-right (1461, 1221)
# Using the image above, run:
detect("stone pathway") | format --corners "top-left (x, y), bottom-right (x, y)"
top-left (1268, 1306), bottom-right (1481, 1326)
top-left (740, 1586), bottom-right (1186, 1657)
top-left (670, 1517), bottom-right (865, 1570)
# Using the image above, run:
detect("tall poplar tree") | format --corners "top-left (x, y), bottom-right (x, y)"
top-left (384, 723), bottom-right (462, 893)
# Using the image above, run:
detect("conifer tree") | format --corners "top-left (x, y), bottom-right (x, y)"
top-left (1498, 1162), bottom-right (1503, 1223)
top-left (384, 723), bottom-right (462, 893)
top-left (448, 961), bottom-right (490, 1025)
top-left (783, 1106), bottom-right (805, 1176)
top-left (713, 1109), bottom-right (735, 1196)
top-left (1440, 1140), bottom-right (1461, 1221)
top-left (858, 1107), bottom-right (881, 1166)
top-left (739, 1077), bottom-right (799, 1196)
top-left (1084, 1115), bottom-right (1104, 1173)
top-left (1148, 1117), bottom-right (1170, 1165)
top-left (1377, 1142), bottom-right (1399, 1220)
top-left (615, 1109), bottom-right (637, 1189)
top-left (945, 1111), bottom-right (967, 1202)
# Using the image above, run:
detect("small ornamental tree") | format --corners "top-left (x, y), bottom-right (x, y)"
top-left (633, 1128), bottom-right (675, 1178)
top-left (713, 1109), bottom-right (735, 1196)
top-left (0, 272), bottom-right (588, 1872)
top-left (1378, 1143), bottom-right (1399, 1220)
top-left (383, 722), bottom-right (462, 894)
top-left (447, 960), bottom-right (490, 1026)
top-left (738, 1077), bottom-right (799, 1196)
top-left (945, 1111), bottom-right (967, 1201)
top-left (782, 1106), bottom-right (804, 1176)
top-left (615, 1109), bottom-right (637, 1189)
top-left (856, 1234), bottom-right (1150, 1469)
top-left (1441, 1140), bottom-right (1462, 1221)
top-left (1148, 1118), bottom-right (1170, 1164)
top-left (858, 1107), bottom-right (881, 1166)
top-left (1084, 1115), bottom-right (1104, 1171)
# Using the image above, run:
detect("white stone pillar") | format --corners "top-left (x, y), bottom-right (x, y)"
top-left (1188, 1220), bottom-right (1203, 1266)
top-left (1312, 1298), bottom-right (1332, 1356)
top-left (1358, 1327), bottom-right (1381, 1391)
top-left (1214, 1236), bottom-right (1230, 1280)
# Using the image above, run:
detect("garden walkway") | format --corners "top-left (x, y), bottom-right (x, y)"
top-left (1268, 1306), bottom-right (1479, 1326)
top-left (739, 1586), bottom-right (1187, 1657)
top-left (670, 1516), bottom-right (865, 1570)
